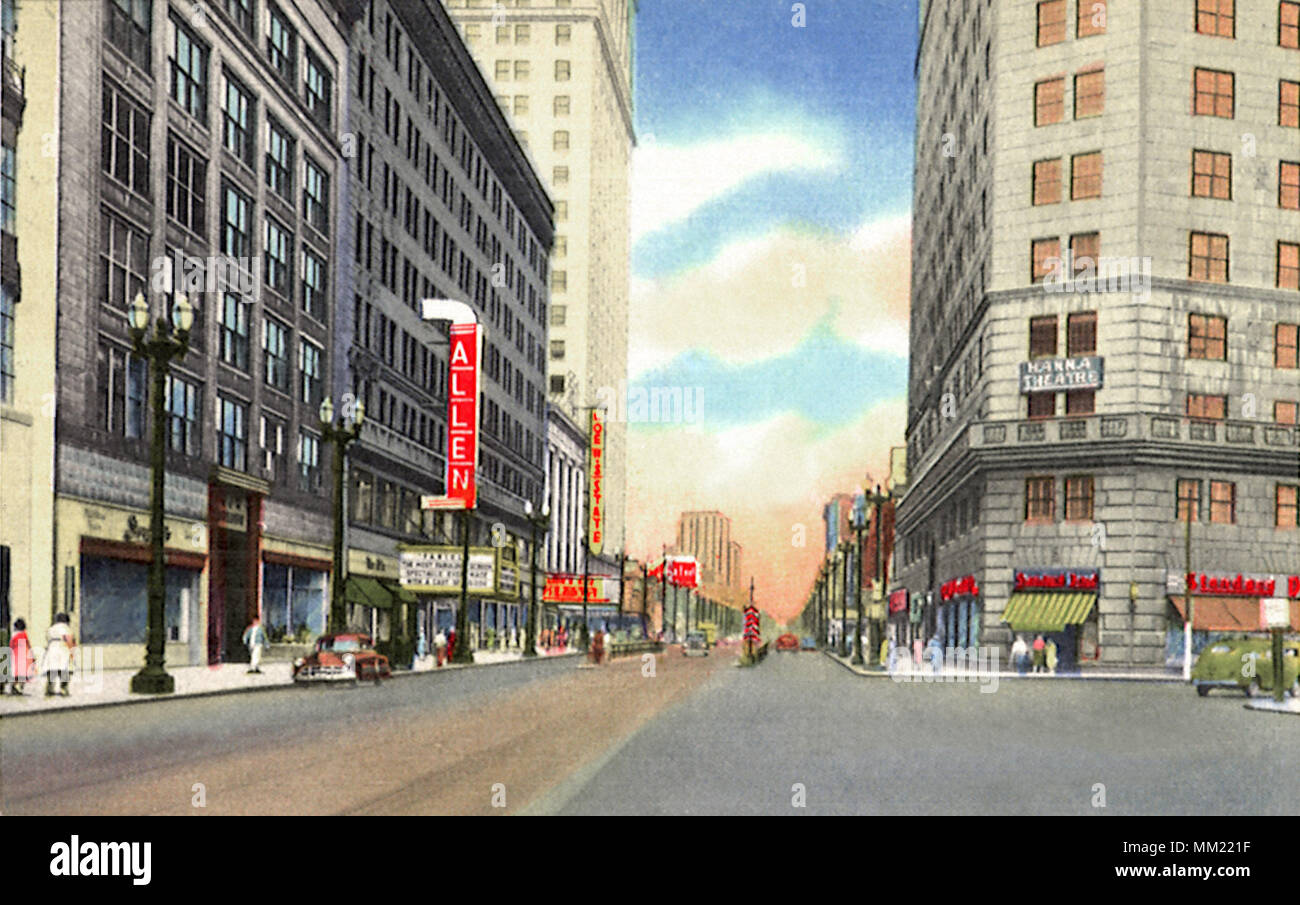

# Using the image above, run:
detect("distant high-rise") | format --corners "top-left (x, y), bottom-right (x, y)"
top-left (677, 511), bottom-right (742, 588)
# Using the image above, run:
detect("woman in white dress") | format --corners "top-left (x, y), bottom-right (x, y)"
top-left (43, 612), bottom-right (75, 696)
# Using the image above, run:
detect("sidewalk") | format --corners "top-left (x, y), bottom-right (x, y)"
top-left (822, 649), bottom-right (1185, 683)
top-left (0, 647), bottom-right (581, 719)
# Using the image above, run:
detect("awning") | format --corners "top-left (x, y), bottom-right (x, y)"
top-left (346, 576), bottom-right (395, 610)
top-left (1167, 596), bottom-right (1297, 631)
top-left (1002, 592), bottom-right (1096, 632)
top-left (384, 581), bottom-right (418, 605)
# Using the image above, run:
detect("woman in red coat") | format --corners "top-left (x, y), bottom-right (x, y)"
top-left (7, 618), bottom-right (36, 695)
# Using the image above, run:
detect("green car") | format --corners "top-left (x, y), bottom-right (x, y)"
top-left (1192, 635), bottom-right (1300, 697)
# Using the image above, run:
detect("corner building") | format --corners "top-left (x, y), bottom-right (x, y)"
top-left (895, 0), bottom-right (1300, 670)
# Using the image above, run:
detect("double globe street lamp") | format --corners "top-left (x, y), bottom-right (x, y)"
top-left (320, 395), bottom-right (365, 634)
top-left (127, 292), bottom-right (194, 695)
top-left (523, 499), bottom-right (551, 658)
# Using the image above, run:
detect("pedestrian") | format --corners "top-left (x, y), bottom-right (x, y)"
top-left (447, 628), bottom-right (457, 662)
top-left (591, 627), bottom-right (605, 665)
top-left (416, 628), bottom-right (428, 664)
top-left (6, 618), bottom-right (35, 695)
top-left (1031, 634), bottom-right (1046, 673)
top-left (1011, 635), bottom-right (1030, 675)
top-left (43, 612), bottom-right (75, 697)
top-left (434, 628), bottom-right (447, 667)
top-left (242, 616), bottom-right (268, 674)
top-left (1046, 638), bottom-right (1059, 675)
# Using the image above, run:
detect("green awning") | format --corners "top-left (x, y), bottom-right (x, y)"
top-left (1002, 591), bottom-right (1095, 633)
top-left (346, 576), bottom-right (395, 610)
top-left (384, 581), bottom-right (418, 604)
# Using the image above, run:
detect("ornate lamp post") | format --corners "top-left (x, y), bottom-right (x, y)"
top-left (320, 395), bottom-right (365, 634)
top-left (524, 498), bottom-right (550, 657)
top-left (128, 292), bottom-right (193, 695)
top-left (838, 542), bottom-right (851, 658)
top-left (864, 484), bottom-right (893, 668)
top-left (851, 497), bottom-right (867, 666)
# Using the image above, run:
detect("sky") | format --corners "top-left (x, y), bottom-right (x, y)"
top-left (625, 0), bottom-right (920, 623)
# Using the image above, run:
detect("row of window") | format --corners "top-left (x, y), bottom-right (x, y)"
top-left (1036, 0), bottom-right (1299, 48)
top-left (492, 58), bottom-right (574, 82)
top-left (1029, 232), bottom-right (1300, 288)
top-left (467, 22), bottom-right (573, 46)
top-left (498, 94), bottom-right (573, 118)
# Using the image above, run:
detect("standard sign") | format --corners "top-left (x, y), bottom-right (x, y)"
top-left (1019, 355), bottom-right (1104, 394)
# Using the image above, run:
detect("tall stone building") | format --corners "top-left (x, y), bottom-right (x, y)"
top-left (895, 0), bottom-right (1300, 669)
top-left (441, 0), bottom-right (634, 563)
top-left (27, 0), bottom-right (355, 668)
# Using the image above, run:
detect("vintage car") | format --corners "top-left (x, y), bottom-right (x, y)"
top-left (293, 634), bottom-right (392, 686)
top-left (800, 636), bottom-right (818, 651)
top-left (682, 630), bottom-right (710, 657)
top-left (1192, 635), bottom-right (1300, 697)
top-left (775, 633), bottom-right (800, 652)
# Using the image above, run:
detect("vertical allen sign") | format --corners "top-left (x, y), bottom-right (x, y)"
top-left (447, 323), bottom-right (481, 508)
top-left (588, 407), bottom-right (604, 554)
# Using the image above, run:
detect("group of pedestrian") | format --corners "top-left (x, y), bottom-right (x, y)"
top-left (1011, 634), bottom-right (1058, 675)
top-left (4, 614), bottom-right (76, 697)
top-left (588, 626), bottom-right (617, 665)
top-left (540, 625), bottom-right (569, 654)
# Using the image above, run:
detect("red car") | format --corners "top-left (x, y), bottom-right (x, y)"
top-left (293, 634), bottom-right (392, 685)
top-left (775, 633), bottom-right (800, 652)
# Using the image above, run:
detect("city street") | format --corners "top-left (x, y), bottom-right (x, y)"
top-left (5, 649), bottom-right (1297, 816)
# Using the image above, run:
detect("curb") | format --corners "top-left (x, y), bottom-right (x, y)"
top-left (0, 651), bottom-right (585, 721)
top-left (820, 649), bottom-right (1187, 684)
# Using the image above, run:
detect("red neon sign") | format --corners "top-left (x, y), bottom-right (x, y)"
top-left (446, 323), bottom-right (480, 508)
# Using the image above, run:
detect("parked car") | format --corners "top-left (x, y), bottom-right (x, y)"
top-left (800, 636), bottom-right (818, 651)
top-left (775, 633), bottom-right (800, 652)
top-left (1192, 635), bottom-right (1300, 697)
top-left (682, 630), bottom-right (709, 657)
top-left (294, 634), bottom-right (392, 686)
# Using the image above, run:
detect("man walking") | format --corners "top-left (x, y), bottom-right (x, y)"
top-left (434, 628), bottom-right (447, 667)
top-left (242, 616), bottom-right (268, 674)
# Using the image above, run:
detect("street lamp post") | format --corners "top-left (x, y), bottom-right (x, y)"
top-left (524, 498), bottom-right (550, 658)
top-left (320, 396), bottom-right (365, 635)
top-left (851, 499), bottom-right (867, 666)
top-left (128, 292), bottom-right (193, 695)
top-left (838, 542), bottom-right (850, 658)
top-left (864, 484), bottom-right (891, 668)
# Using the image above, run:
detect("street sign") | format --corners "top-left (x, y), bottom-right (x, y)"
top-left (1262, 597), bottom-right (1291, 629)
top-left (421, 495), bottom-right (467, 510)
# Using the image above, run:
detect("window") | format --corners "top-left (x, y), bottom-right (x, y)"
top-left (550, 374), bottom-right (565, 394)
top-left (1281, 242), bottom-right (1300, 289)
top-left (1037, 0), bottom-right (1066, 45)
top-left (1025, 477), bottom-right (1055, 522)
top-left (551, 270), bottom-right (566, 293)
top-left (553, 130), bottom-right (569, 151)
top-left (222, 71), bottom-right (255, 165)
top-left (1196, 0), bottom-right (1234, 37)
top-left (267, 3), bottom-right (297, 84)
top-left (553, 165), bottom-right (569, 186)
top-left (1188, 313), bottom-right (1227, 360)
top-left (1065, 389), bottom-right (1095, 415)
top-left (1071, 152), bottom-right (1102, 200)
top-left (1277, 400), bottom-right (1300, 424)
top-left (303, 155), bottom-right (329, 234)
top-left (1074, 69), bottom-right (1105, 117)
top-left (99, 344), bottom-right (148, 439)
top-left (1030, 315), bottom-right (1058, 358)
top-left (550, 339), bottom-right (565, 360)
top-left (0, 287), bottom-right (13, 404)
top-left (1067, 311), bottom-right (1097, 355)
top-left (166, 136), bottom-right (207, 234)
top-left (1280, 161), bottom-right (1300, 209)
top-left (555, 23), bottom-right (571, 44)
top-left (1209, 481), bottom-right (1235, 524)
top-left (1283, 1), bottom-right (1300, 48)
top-left (101, 81), bottom-right (151, 196)
top-left (1277, 323), bottom-right (1299, 368)
top-left (266, 117), bottom-right (293, 200)
top-left (299, 338), bottom-right (321, 405)
top-left (1193, 68), bottom-right (1234, 118)
top-left (1077, 0), bottom-right (1106, 36)
top-left (304, 48), bottom-right (332, 128)
top-left (1069, 232), bottom-right (1099, 276)
top-left (105, 0), bottom-right (151, 71)
top-left (1176, 478), bottom-right (1200, 522)
top-left (263, 318), bottom-right (289, 390)
top-left (0, 142), bottom-right (12, 233)
top-left (1189, 231), bottom-right (1229, 282)
top-left (1187, 393), bottom-right (1227, 420)
top-left (260, 414), bottom-right (286, 482)
top-left (301, 247), bottom-right (326, 321)
top-left (1034, 77), bottom-right (1065, 125)
top-left (514, 60), bottom-right (530, 80)
top-left (554, 235), bottom-right (567, 257)
top-left (1277, 485), bottom-right (1299, 527)
top-left (1031, 238), bottom-right (1060, 283)
top-left (218, 396), bottom-right (248, 470)
top-left (164, 374), bottom-right (200, 456)
top-left (1028, 393), bottom-right (1056, 419)
top-left (101, 211), bottom-right (150, 311)
top-left (264, 218), bottom-right (291, 296)
top-left (555, 60), bottom-right (571, 81)
top-left (553, 95), bottom-right (570, 116)
top-left (495, 60), bottom-right (510, 80)
top-left (1191, 150), bottom-right (1231, 199)
top-left (1065, 476), bottom-right (1094, 521)
top-left (512, 94), bottom-right (529, 116)
top-left (1283, 80), bottom-right (1300, 127)
top-left (515, 23), bottom-right (530, 43)
top-left (219, 185), bottom-right (252, 266)
top-left (1033, 158), bottom-right (1061, 205)
top-left (351, 468), bottom-right (374, 523)
top-left (223, 0), bottom-right (253, 35)
top-left (169, 14), bottom-right (208, 121)
top-left (551, 305), bottom-right (566, 326)
top-left (555, 200), bottom-right (568, 222)
top-left (219, 292), bottom-right (250, 371)
top-left (298, 430), bottom-right (320, 493)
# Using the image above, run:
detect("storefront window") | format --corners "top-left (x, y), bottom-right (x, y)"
top-left (80, 556), bottom-right (198, 644)
top-left (262, 563), bottom-right (326, 642)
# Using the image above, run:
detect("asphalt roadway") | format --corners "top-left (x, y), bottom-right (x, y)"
top-left (3, 647), bottom-right (1296, 815)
